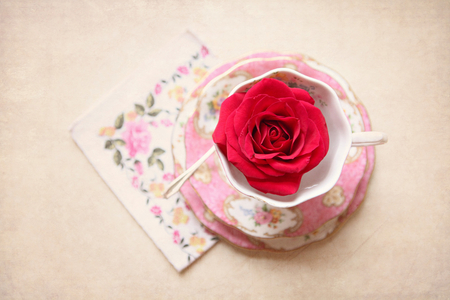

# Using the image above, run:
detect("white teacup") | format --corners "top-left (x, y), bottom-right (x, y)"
top-left (164, 68), bottom-right (387, 208)
top-left (213, 68), bottom-right (387, 208)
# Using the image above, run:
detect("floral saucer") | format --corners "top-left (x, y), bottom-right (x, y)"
top-left (184, 54), bottom-right (367, 239)
top-left (171, 52), bottom-right (375, 251)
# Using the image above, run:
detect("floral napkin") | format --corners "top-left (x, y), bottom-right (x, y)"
top-left (70, 31), bottom-right (220, 272)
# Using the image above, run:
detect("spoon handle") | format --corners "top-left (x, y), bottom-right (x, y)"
top-left (351, 131), bottom-right (388, 147)
top-left (163, 146), bottom-right (216, 198)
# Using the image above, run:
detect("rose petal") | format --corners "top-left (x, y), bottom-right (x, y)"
top-left (291, 88), bottom-right (315, 105)
top-left (234, 94), bottom-right (266, 135)
top-left (265, 118), bottom-right (300, 155)
top-left (267, 154), bottom-right (311, 173)
top-left (268, 124), bottom-right (281, 141)
top-left (279, 130), bottom-right (305, 159)
top-left (245, 131), bottom-right (282, 163)
top-left (265, 101), bottom-right (292, 117)
top-left (252, 95), bottom-right (280, 115)
top-left (242, 133), bottom-right (262, 162)
top-left (246, 173), bottom-right (303, 195)
top-left (240, 111), bottom-right (288, 153)
top-left (260, 123), bottom-right (291, 154)
top-left (238, 112), bottom-right (271, 157)
top-left (253, 121), bottom-right (267, 146)
top-left (227, 144), bottom-right (267, 179)
top-left (302, 102), bottom-right (330, 151)
top-left (254, 151), bottom-right (281, 160)
top-left (244, 78), bottom-right (295, 100)
top-left (254, 162), bottom-right (285, 177)
top-left (303, 138), bottom-right (326, 173)
top-left (299, 119), bottom-right (321, 155)
top-left (250, 133), bottom-right (264, 154)
top-left (225, 112), bottom-right (266, 179)
top-left (280, 98), bottom-right (310, 129)
top-left (212, 93), bottom-right (245, 155)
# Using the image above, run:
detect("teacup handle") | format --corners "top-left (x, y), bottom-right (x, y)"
top-left (351, 131), bottom-right (388, 147)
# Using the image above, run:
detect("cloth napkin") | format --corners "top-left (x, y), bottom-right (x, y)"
top-left (70, 31), bottom-right (220, 272)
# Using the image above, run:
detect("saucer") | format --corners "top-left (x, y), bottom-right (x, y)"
top-left (171, 52), bottom-right (376, 251)
top-left (183, 54), bottom-right (367, 239)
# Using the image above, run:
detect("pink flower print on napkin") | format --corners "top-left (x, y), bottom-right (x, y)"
top-left (150, 121), bottom-right (159, 128)
top-left (155, 83), bottom-right (162, 95)
top-left (131, 176), bottom-right (139, 189)
top-left (177, 66), bottom-right (189, 75)
top-left (121, 120), bottom-right (151, 157)
top-left (201, 45), bottom-right (209, 57)
top-left (160, 119), bottom-right (173, 127)
top-left (173, 230), bottom-right (181, 244)
top-left (254, 211), bottom-right (273, 225)
top-left (150, 205), bottom-right (162, 216)
top-left (162, 172), bottom-right (174, 182)
top-left (134, 161), bottom-right (144, 175)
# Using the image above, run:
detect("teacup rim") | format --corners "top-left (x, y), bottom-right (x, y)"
top-left (215, 68), bottom-right (352, 208)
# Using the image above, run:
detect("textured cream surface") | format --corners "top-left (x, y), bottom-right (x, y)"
top-left (1, 0), bottom-right (449, 299)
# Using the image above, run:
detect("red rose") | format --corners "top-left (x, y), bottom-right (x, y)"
top-left (212, 78), bottom-right (329, 196)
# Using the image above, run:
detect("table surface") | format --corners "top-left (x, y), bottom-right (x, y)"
top-left (1, 0), bottom-right (449, 299)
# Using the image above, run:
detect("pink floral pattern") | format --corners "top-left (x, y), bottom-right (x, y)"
top-left (185, 53), bottom-right (367, 239)
top-left (155, 83), bottom-right (162, 95)
top-left (254, 211), bottom-right (273, 225)
top-left (135, 161), bottom-right (144, 175)
top-left (131, 176), bottom-right (139, 189)
top-left (121, 120), bottom-right (152, 157)
top-left (160, 119), bottom-right (173, 127)
top-left (201, 45), bottom-right (209, 57)
top-left (172, 52), bottom-right (375, 252)
top-left (177, 66), bottom-right (189, 75)
top-left (173, 230), bottom-right (181, 244)
top-left (94, 42), bottom-right (226, 267)
top-left (150, 205), bottom-right (162, 216)
top-left (162, 172), bottom-right (175, 182)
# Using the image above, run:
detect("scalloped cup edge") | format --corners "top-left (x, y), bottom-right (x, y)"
top-left (215, 68), bottom-right (352, 208)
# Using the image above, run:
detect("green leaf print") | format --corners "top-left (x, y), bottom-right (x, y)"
top-left (113, 150), bottom-right (122, 165)
top-left (146, 93), bottom-right (155, 108)
top-left (156, 159), bottom-right (164, 171)
top-left (105, 140), bottom-right (115, 150)
top-left (114, 139), bottom-right (126, 146)
top-left (148, 109), bottom-right (162, 117)
top-left (135, 104), bottom-right (145, 116)
top-left (114, 113), bottom-right (124, 129)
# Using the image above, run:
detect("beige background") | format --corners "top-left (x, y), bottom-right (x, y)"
top-left (1, 0), bottom-right (449, 299)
